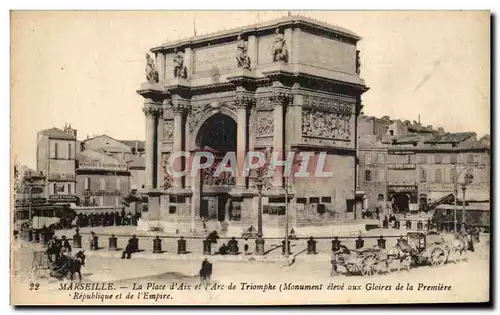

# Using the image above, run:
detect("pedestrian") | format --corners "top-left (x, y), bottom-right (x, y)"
top-left (89, 231), bottom-right (96, 250)
top-left (244, 238), bottom-right (249, 255)
top-left (121, 239), bottom-right (134, 259)
top-left (61, 235), bottom-right (72, 256)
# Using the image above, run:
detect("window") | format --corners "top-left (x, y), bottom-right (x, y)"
top-left (67, 183), bottom-right (71, 194)
top-left (467, 154), bottom-right (474, 164)
top-left (450, 155), bottom-right (457, 164)
top-left (377, 154), bottom-right (385, 163)
top-left (378, 194), bottom-right (384, 201)
top-left (435, 154), bottom-right (442, 164)
top-left (296, 197), bottom-right (307, 204)
top-left (317, 204), bottom-right (326, 214)
top-left (418, 155), bottom-right (426, 164)
top-left (54, 143), bottom-right (59, 159)
top-left (364, 153), bottom-right (372, 164)
top-left (420, 168), bottom-right (427, 183)
top-left (373, 154), bottom-right (378, 164)
top-left (309, 197), bottom-right (320, 203)
top-left (450, 168), bottom-right (457, 183)
top-left (321, 197), bottom-right (331, 203)
top-left (434, 169), bottom-right (442, 183)
top-left (116, 178), bottom-right (121, 190)
top-left (364, 170), bottom-right (371, 181)
top-left (427, 155), bottom-right (433, 164)
top-left (346, 199), bottom-right (355, 213)
top-left (100, 178), bottom-right (106, 190)
top-left (372, 170), bottom-right (378, 181)
top-left (378, 169), bottom-right (385, 181)
top-left (389, 130), bottom-right (394, 136)
top-left (52, 183), bottom-right (56, 194)
top-left (84, 177), bottom-right (91, 190)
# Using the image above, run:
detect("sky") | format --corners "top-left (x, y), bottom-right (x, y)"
top-left (11, 11), bottom-right (490, 168)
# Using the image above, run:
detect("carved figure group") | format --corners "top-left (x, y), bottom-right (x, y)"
top-left (256, 111), bottom-right (273, 136)
top-left (272, 28), bottom-right (288, 63)
top-left (173, 48), bottom-right (188, 79)
top-left (236, 34), bottom-right (251, 70)
top-left (145, 53), bottom-right (159, 83)
top-left (302, 110), bottom-right (351, 139)
top-left (202, 161), bottom-right (236, 186)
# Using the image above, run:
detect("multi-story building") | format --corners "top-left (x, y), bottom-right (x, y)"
top-left (357, 116), bottom-right (491, 222)
top-left (416, 132), bottom-right (490, 217)
top-left (357, 133), bottom-right (388, 214)
top-left (36, 124), bottom-right (79, 204)
top-left (75, 150), bottom-right (131, 207)
top-left (14, 166), bottom-right (50, 222)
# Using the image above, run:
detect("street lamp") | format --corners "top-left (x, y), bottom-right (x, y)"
top-left (253, 177), bottom-right (265, 255)
top-left (453, 167), bottom-right (476, 232)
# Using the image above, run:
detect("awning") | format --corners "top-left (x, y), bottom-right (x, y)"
top-left (72, 206), bottom-right (125, 215)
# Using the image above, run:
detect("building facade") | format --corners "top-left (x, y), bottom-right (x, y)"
top-left (357, 117), bottom-right (491, 218)
top-left (138, 16), bottom-right (368, 232)
top-left (75, 150), bottom-right (131, 207)
top-left (36, 125), bottom-right (79, 204)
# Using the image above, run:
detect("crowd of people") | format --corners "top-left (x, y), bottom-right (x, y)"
top-left (72, 210), bottom-right (141, 228)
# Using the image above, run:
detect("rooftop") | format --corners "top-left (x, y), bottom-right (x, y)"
top-left (151, 14), bottom-right (361, 52)
top-left (39, 127), bottom-right (76, 140)
top-left (425, 132), bottom-right (476, 144)
top-left (120, 140), bottom-right (145, 152)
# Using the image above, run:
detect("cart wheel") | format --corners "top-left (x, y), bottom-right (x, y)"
top-left (431, 247), bottom-right (447, 267)
top-left (361, 255), bottom-right (377, 276)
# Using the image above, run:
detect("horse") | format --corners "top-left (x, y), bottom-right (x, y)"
top-left (50, 250), bottom-right (86, 282)
top-left (445, 233), bottom-right (469, 263)
top-left (199, 260), bottom-right (213, 286)
top-left (379, 243), bottom-right (412, 273)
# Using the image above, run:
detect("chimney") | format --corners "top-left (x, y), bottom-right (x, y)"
top-left (135, 141), bottom-right (139, 155)
top-left (426, 125), bottom-right (433, 131)
top-left (438, 127), bottom-right (444, 133)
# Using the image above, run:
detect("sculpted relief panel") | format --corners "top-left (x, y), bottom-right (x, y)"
top-left (161, 152), bottom-right (173, 190)
top-left (255, 111), bottom-right (274, 136)
top-left (163, 120), bottom-right (174, 142)
top-left (302, 109), bottom-right (352, 140)
top-left (193, 43), bottom-right (238, 74)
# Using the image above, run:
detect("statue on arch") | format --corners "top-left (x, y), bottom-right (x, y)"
top-left (236, 34), bottom-right (251, 70)
top-left (173, 48), bottom-right (188, 79)
top-left (271, 28), bottom-right (288, 63)
top-left (145, 53), bottom-right (159, 83)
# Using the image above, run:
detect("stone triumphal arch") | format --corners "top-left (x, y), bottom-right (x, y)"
top-left (137, 15), bottom-right (369, 235)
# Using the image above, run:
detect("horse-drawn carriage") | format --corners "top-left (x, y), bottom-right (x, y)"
top-left (30, 241), bottom-right (86, 282)
top-left (405, 231), bottom-right (448, 266)
top-left (331, 246), bottom-right (381, 276)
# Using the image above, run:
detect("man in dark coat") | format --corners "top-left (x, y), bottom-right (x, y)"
top-left (121, 239), bottom-right (134, 259)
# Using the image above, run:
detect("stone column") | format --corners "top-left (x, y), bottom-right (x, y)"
top-left (172, 100), bottom-right (187, 188)
top-left (270, 91), bottom-right (289, 188)
top-left (143, 106), bottom-right (162, 190)
top-left (235, 95), bottom-right (250, 188)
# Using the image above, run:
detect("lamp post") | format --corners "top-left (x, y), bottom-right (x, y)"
top-left (453, 167), bottom-right (476, 232)
top-left (461, 185), bottom-right (466, 230)
top-left (284, 176), bottom-right (289, 260)
top-left (254, 178), bottom-right (264, 255)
